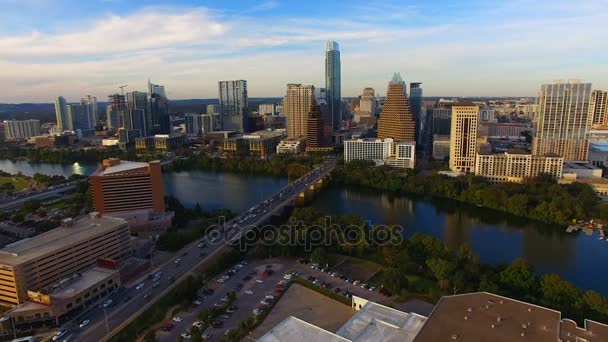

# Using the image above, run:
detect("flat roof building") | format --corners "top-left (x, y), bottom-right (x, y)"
top-left (450, 102), bottom-right (479, 172)
top-left (91, 159), bottom-right (165, 214)
top-left (0, 214), bottom-right (131, 306)
top-left (475, 151), bottom-right (564, 183)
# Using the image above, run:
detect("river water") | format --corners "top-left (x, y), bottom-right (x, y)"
top-left (1, 159), bottom-right (606, 294)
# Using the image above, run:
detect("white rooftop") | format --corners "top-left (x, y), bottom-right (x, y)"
top-left (99, 161), bottom-right (149, 175)
top-left (258, 316), bottom-right (349, 342)
top-left (336, 301), bottom-right (427, 342)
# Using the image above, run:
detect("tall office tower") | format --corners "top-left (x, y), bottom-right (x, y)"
top-left (148, 79), bottom-right (166, 98)
top-left (306, 98), bottom-right (333, 150)
top-left (91, 159), bottom-right (165, 214)
top-left (54, 96), bottom-right (69, 131)
top-left (284, 84), bottom-right (314, 139)
top-left (449, 102), bottom-right (479, 172)
top-left (66, 104), bottom-right (94, 131)
top-left (532, 80), bottom-right (593, 161)
top-left (149, 93), bottom-right (170, 134)
top-left (409, 82), bottom-right (424, 144)
top-left (125, 109), bottom-right (146, 137)
top-left (81, 95), bottom-right (98, 126)
top-left (314, 88), bottom-right (328, 101)
top-left (377, 73), bottom-right (415, 142)
top-left (325, 41), bottom-right (341, 130)
top-left (218, 80), bottom-right (248, 132)
top-left (126, 91), bottom-right (148, 136)
top-left (107, 94), bottom-right (127, 131)
top-left (185, 113), bottom-right (204, 137)
top-left (590, 90), bottom-right (608, 126)
top-left (259, 104), bottom-right (276, 116)
top-left (4, 120), bottom-right (41, 140)
top-left (359, 87), bottom-right (376, 115)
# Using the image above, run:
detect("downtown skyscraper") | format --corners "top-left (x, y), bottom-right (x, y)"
top-left (325, 41), bottom-right (341, 131)
top-left (449, 102), bottom-right (479, 172)
top-left (54, 96), bottom-right (69, 131)
top-left (284, 84), bottom-right (314, 139)
top-left (377, 73), bottom-right (416, 143)
top-left (532, 80), bottom-right (593, 161)
top-left (218, 80), bottom-right (248, 133)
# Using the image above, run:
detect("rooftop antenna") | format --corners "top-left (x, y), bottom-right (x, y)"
top-left (119, 85), bottom-right (128, 95)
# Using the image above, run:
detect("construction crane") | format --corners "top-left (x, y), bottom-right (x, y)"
top-left (118, 85), bottom-right (128, 95)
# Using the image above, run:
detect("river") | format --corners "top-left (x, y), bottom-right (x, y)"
top-left (0, 159), bottom-right (606, 294)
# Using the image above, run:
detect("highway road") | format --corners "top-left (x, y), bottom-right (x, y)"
top-left (0, 182), bottom-right (78, 211)
top-left (53, 159), bottom-right (335, 342)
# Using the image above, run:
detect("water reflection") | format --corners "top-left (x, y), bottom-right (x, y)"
top-left (0, 159), bottom-right (98, 177)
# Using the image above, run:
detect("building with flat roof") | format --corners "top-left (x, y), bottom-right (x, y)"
top-left (4, 120), bottom-right (41, 140)
top-left (344, 138), bottom-right (415, 169)
top-left (475, 151), bottom-right (563, 183)
top-left (91, 159), bottom-right (165, 214)
top-left (0, 214), bottom-right (131, 306)
top-left (432, 134), bottom-right (450, 161)
top-left (413, 292), bottom-right (608, 342)
top-left (154, 134), bottom-right (186, 152)
top-left (223, 131), bottom-right (283, 158)
top-left (277, 139), bottom-right (305, 154)
top-left (450, 102), bottom-right (479, 172)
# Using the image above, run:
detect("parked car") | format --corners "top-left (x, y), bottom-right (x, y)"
top-left (79, 320), bottom-right (90, 328)
top-left (181, 332), bottom-right (192, 339)
top-left (172, 316), bottom-right (183, 322)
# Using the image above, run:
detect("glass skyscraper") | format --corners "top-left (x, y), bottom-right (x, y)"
top-left (409, 82), bottom-right (424, 144)
top-left (54, 96), bottom-right (69, 131)
top-left (325, 41), bottom-right (341, 131)
top-left (218, 80), bottom-right (248, 132)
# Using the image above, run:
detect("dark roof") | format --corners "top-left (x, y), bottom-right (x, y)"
top-left (453, 101), bottom-right (477, 107)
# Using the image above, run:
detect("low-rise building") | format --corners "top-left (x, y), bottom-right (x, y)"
top-left (478, 122), bottom-right (533, 138)
top-left (155, 134), bottom-right (186, 152)
top-left (4, 120), bottom-right (40, 140)
top-left (135, 136), bottom-right (155, 154)
top-left (344, 138), bottom-right (415, 169)
top-left (277, 139), bottom-right (305, 154)
top-left (224, 131), bottom-right (283, 158)
top-left (432, 135), bottom-right (450, 161)
top-left (474, 151), bottom-right (563, 183)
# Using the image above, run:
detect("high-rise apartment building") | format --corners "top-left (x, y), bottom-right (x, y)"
top-left (107, 94), bottom-right (126, 132)
top-left (66, 104), bottom-right (95, 132)
top-left (359, 88), bottom-right (376, 115)
top-left (207, 104), bottom-right (220, 115)
top-left (0, 214), bottom-right (132, 306)
top-left (532, 80), bottom-right (593, 161)
top-left (185, 113), bottom-right (204, 137)
top-left (54, 96), bottom-right (69, 131)
top-left (449, 102), bottom-right (479, 172)
top-left (80, 95), bottom-right (98, 126)
top-left (219, 80), bottom-right (248, 132)
top-left (259, 104), bottom-right (276, 116)
top-left (126, 91), bottom-right (149, 136)
top-left (148, 79), bottom-right (166, 98)
top-left (4, 120), bottom-right (40, 140)
top-left (91, 159), bottom-right (165, 214)
top-left (325, 41), bottom-right (341, 130)
top-left (149, 93), bottom-right (170, 135)
top-left (306, 98), bottom-right (333, 151)
top-left (590, 90), bottom-right (608, 126)
top-left (410, 82), bottom-right (424, 143)
top-left (377, 73), bottom-right (416, 142)
top-left (285, 84), bottom-right (314, 139)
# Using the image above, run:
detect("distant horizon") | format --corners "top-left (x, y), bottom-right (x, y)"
top-left (1, 0), bottom-right (607, 102)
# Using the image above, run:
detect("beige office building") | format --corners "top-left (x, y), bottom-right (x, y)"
top-left (532, 80), bottom-right (593, 161)
top-left (284, 84), bottom-right (314, 139)
top-left (0, 214), bottom-right (132, 306)
top-left (449, 102), bottom-right (479, 172)
top-left (475, 151), bottom-right (564, 183)
top-left (590, 90), bottom-right (608, 126)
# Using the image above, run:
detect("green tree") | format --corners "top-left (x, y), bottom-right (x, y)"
top-left (499, 258), bottom-right (536, 296)
top-left (382, 268), bottom-right (409, 293)
top-left (311, 247), bottom-right (328, 266)
top-left (426, 258), bottom-right (454, 290)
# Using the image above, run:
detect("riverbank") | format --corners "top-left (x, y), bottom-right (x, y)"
top-left (332, 160), bottom-right (606, 226)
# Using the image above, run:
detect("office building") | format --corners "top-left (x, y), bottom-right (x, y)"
top-left (124, 109), bottom-right (146, 137)
top-left (149, 93), bottom-right (170, 135)
top-left (306, 98), bottom-right (333, 151)
top-left (377, 73), bottom-right (416, 142)
top-left (66, 104), bottom-right (94, 132)
top-left (431, 107), bottom-right (452, 135)
top-left (219, 80), bottom-right (248, 132)
top-left (148, 79), bottom-right (166, 98)
top-left (479, 108), bottom-right (496, 122)
top-left (590, 90), bottom-right (608, 126)
top-left (91, 159), bottom-right (165, 214)
top-left (517, 102), bottom-right (537, 119)
top-left (276, 140), bottom-right (305, 154)
top-left (259, 104), bottom-right (276, 116)
top-left (325, 41), bottom-right (341, 130)
top-left (532, 80), bottom-right (593, 161)
top-left (475, 151), bottom-right (563, 183)
top-left (4, 120), bottom-right (40, 140)
top-left (54, 96), bottom-right (70, 131)
top-left (135, 136), bottom-right (155, 154)
top-left (285, 84), bottom-right (314, 139)
top-left (344, 138), bottom-right (415, 169)
top-left (185, 113), bottom-right (204, 137)
top-left (432, 135), bottom-right (450, 161)
top-left (359, 87), bottom-right (376, 115)
top-left (107, 94), bottom-right (126, 132)
top-left (207, 104), bottom-right (220, 115)
top-left (0, 214), bottom-right (131, 306)
top-left (201, 114), bottom-right (217, 134)
top-left (478, 122), bottom-right (533, 138)
top-left (126, 91), bottom-right (149, 136)
top-left (80, 95), bottom-right (98, 126)
top-left (314, 87), bottom-right (327, 101)
top-left (155, 134), bottom-right (186, 152)
top-left (414, 292), bottom-right (608, 342)
top-left (224, 131), bottom-right (282, 158)
top-left (449, 102), bottom-right (479, 172)
top-left (410, 82), bottom-right (424, 143)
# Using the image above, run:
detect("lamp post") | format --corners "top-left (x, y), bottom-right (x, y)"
top-left (100, 306), bottom-right (110, 338)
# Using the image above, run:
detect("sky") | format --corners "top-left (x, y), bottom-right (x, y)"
top-left (0, 0), bottom-right (607, 103)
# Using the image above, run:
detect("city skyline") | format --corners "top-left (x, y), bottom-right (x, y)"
top-left (1, 0), bottom-right (607, 102)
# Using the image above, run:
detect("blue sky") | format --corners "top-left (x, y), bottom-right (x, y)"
top-left (0, 0), bottom-right (607, 102)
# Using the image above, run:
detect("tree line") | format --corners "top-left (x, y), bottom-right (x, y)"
top-left (332, 160), bottom-right (606, 225)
